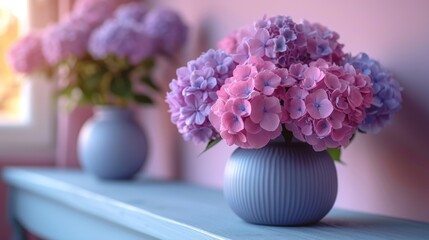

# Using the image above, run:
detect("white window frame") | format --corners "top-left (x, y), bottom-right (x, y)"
top-left (0, 0), bottom-right (56, 159)
top-left (0, 79), bottom-right (56, 157)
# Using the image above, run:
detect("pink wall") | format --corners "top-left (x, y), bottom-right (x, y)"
top-left (56, 106), bottom-right (93, 168)
top-left (151, 0), bottom-right (429, 223)
top-left (135, 57), bottom-right (184, 180)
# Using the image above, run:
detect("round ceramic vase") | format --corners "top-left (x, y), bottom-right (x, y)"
top-left (78, 107), bottom-right (147, 179)
top-left (224, 141), bottom-right (337, 226)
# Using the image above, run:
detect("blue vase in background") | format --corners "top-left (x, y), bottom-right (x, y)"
top-left (224, 141), bottom-right (337, 226)
top-left (78, 107), bottom-right (147, 180)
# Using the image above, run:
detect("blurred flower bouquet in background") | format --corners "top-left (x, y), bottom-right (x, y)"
top-left (8, 0), bottom-right (188, 108)
top-left (7, 0), bottom-right (188, 179)
top-left (167, 15), bottom-right (402, 159)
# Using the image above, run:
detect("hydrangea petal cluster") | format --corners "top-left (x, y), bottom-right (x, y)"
top-left (347, 53), bottom-right (403, 133)
top-left (166, 49), bottom-right (236, 143)
top-left (218, 15), bottom-right (346, 68)
top-left (72, 0), bottom-right (135, 28)
top-left (143, 8), bottom-right (188, 56)
top-left (8, 31), bottom-right (47, 73)
top-left (42, 18), bottom-right (92, 65)
top-left (217, 26), bottom-right (255, 56)
top-left (114, 1), bottom-right (148, 23)
top-left (167, 14), bottom-right (402, 152)
top-left (280, 59), bottom-right (373, 151)
top-left (209, 57), bottom-right (283, 148)
top-left (88, 19), bottom-right (155, 64)
top-left (301, 20), bottom-right (344, 65)
top-left (41, 0), bottom-right (137, 65)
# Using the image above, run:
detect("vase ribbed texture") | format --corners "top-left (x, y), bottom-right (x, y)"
top-left (224, 142), bottom-right (337, 226)
top-left (78, 107), bottom-right (147, 180)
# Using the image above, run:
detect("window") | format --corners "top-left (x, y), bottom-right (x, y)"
top-left (0, 1), bottom-right (25, 124)
top-left (0, 0), bottom-right (55, 157)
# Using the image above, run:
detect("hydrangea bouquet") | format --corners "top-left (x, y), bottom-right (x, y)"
top-left (166, 15), bottom-right (402, 160)
top-left (8, 0), bottom-right (188, 108)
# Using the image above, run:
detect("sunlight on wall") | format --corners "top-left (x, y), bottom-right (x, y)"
top-left (0, 0), bottom-right (28, 124)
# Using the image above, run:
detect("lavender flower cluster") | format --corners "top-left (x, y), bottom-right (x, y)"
top-left (72, 0), bottom-right (131, 28)
top-left (89, 4), bottom-right (188, 62)
top-left (43, 18), bottom-right (93, 65)
top-left (88, 19), bottom-right (155, 65)
top-left (9, 0), bottom-right (188, 72)
top-left (43, 0), bottom-right (126, 65)
top-left (143, 8), bottom-right (188, 56)
top-left (347, 53), bottom-right (403, 133)
top-left (166, 49), bottom-right (236, 143)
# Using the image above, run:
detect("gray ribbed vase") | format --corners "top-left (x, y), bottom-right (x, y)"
top-left (224, 141), bottom-right (337, 226)
top-left (78, 107), bottom-right (147, 180)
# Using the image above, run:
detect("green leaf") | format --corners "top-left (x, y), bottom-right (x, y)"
top-left (84, 72), bottom-right (104, 91)
top-left (110, 77), bottom-right (132, 99)
top-left (133, 94), bottom-right (154, 105)
top-left (200, 138), bottom-right (222, 155)
top-left (327, 148), bottom-right (343, 163)
top-left (140, 75), bottom-right (160, 92)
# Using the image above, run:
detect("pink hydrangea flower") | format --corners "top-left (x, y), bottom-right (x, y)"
top-left (8, 31), bottom-right (47, 73)
top-left (210, 57), bottom-right (283, 149)
top-left (217, 26), bottom-right (254, 55)
top-left (218, 15), bottom-right (346, 68)
top-left (280, 59), bottom-right (373, 151)
top-left (167, 14), bottom-right (397, 152)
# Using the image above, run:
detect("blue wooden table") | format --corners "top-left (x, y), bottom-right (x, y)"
top-left (3, 167), bottom-right (429, 240)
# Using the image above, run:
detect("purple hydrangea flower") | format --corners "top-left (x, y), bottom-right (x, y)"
top-left (114, 2), bottom-right (148, 23)
top-left (302, 21), bottom-right (344, 64)
top-left (88, 19), bottom-right (155, 64)
top-left (42, 18), bottom-right (92, 65)
top-left (347, 53), bottom-right (403, 133)
top-left (42, 0), bottom-right (137, 65)
top-left (166, 49), bottom-right (236, 143)
top-left (143, 8), bottom-right (188, 56)
top-left (72, 0), bottom-right (135, 28)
